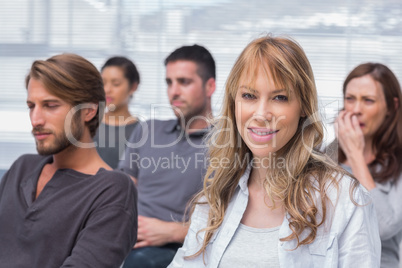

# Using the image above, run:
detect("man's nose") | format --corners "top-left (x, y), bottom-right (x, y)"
top-left (169, 82), bottom-right (181, 97)
top-left (30, 107), bottom-right (45, 128)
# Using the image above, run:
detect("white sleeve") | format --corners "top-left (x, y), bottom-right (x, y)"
top-left (168, 202), bottom-right (210, 268)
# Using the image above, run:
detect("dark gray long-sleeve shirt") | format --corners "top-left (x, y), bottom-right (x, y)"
top-left (0, 154), bottom-right (138, 268)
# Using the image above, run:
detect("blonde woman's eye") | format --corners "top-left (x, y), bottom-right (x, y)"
top-left (274, 95), bottom-right (288, 101)
top-left (242, 93), bottom-right (255, 99)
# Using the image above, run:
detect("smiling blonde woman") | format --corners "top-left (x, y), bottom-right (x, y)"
top-left (168, 35), bottom-right (381, 267)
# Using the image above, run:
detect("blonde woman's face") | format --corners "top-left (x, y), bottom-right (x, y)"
top-left (235, 67), bottom-right (303, 160)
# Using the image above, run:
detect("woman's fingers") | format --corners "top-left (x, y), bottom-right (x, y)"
top-left (351, 114), bottom-right (364, 137)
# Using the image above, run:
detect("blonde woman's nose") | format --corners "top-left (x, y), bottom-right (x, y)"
top-left (253, 101), bottom-right (273, 121)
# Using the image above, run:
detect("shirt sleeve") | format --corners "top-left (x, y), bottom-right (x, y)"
top-left (0, 169), bottom-right (9, 196)
top-left (337, 183), bottom-right (381, 267)
top-left (60, 174), bottom-right (138, 268)
top-left (369, 179), bottom-right (402, 240)
top-left (168, 202), bottom-right (210, 267)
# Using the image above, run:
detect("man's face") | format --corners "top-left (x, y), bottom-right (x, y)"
top-left (27, 78), bottom-right (83, 155)
top-left (166, 60), bottom-right (210, 122)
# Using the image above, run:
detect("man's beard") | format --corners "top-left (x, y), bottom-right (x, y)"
top-left (33, 113), bottom-right (83, 156)
top-left (171, 99), bottom-right (207, 126)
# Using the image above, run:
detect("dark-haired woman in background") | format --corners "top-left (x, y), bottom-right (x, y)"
top-left (93, 56), bottom-right (140, 169)
top-left (328, 62), bottom-right (402, 268)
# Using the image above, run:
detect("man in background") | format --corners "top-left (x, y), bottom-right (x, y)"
top-left (119, 44), bottom-right (216, 268)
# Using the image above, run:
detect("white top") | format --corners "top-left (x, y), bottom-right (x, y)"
top-left (219, 224), bottom-right (280, 268)
top-left (168, 164), bottom-right (381, 268)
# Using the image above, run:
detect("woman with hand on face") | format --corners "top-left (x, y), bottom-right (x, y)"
top-left (328, 63), bottom-right (402, 268)
top-left (93, 56), bottom-right (140, 169)
top-left (168, 36), bottom-right (381, 268)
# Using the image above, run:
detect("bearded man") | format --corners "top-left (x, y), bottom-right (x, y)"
top-left (0, 53), bottom-right (138, 267)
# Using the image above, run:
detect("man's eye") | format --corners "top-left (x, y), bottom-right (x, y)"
top-left (45, 104), bottom-right (59, 108)
top-left (181, 80), bottom-right (191, 85)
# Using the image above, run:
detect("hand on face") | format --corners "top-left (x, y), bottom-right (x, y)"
top-left (335, 110), bottom-right (365, 158)
top-left (343, 74), bottom-right (388, 142)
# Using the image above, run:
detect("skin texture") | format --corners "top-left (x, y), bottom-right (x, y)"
top-left (335, 74), bottom-right (387, 190)
top-left (235, 67), bottom-right (302, 229)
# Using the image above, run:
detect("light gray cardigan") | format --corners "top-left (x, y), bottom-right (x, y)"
top-left (342, 164), bottom-right (402, 268)
top-left (325, 140), bottom-right (402, 267)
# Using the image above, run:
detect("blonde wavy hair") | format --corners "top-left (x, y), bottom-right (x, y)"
top-left (187, 35), bottom-right (356, 258)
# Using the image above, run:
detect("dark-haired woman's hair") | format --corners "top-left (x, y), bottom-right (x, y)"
top-left (101, 56), bottom-right (140, 86)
